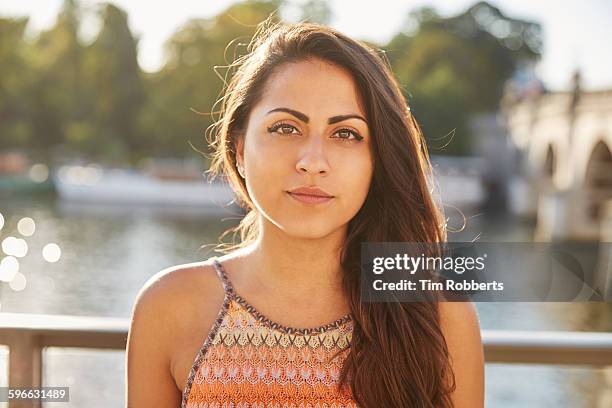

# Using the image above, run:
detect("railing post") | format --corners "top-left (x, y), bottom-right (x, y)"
top-left (7, 331), bottom-right (42, 408)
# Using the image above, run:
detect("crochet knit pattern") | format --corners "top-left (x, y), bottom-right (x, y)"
top-left (181, 257), bottom-right (358, 408)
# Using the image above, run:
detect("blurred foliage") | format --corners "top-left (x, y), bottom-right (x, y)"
top-left (0, 0), bottom-right (541, 163)
top-left (0, 17), bottom-right (33, 148)
top-left (138, 0), bottom-right (282, 163)
top-left (297, 0), bottom-right (332, 25)
top-left (386, 1), bottom-right (542, 154)
top-left (31, 0), bottom-right (87, 154)
top-left (85, 4), bottom-right (145, 161)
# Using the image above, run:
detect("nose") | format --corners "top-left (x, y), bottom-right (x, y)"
top-left (295, 136), bottom-right (330, 175)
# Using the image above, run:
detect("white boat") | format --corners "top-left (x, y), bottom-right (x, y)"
top-left (430, 155), bottom-right (486, 209)
top-left (52, 164), bottom-right (240, 213)
top-left (52, 158), bottom-right (485, 216)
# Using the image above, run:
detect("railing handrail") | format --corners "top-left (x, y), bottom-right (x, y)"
top-left (0, 312), bottom-right (127, 333)
top-left (2, 311), bottom-right (612, 364)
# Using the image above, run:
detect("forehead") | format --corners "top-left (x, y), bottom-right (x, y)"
top-left (255, 58), bottom-right (366, 117)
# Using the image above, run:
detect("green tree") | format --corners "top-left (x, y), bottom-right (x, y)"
top-left (0, 17), bottom-right (35, 150)
top-left (138, 0), bottom-right (282, 161)
top-left (84, 2), bottom-right (145, 163)
top-left (26, 0), bottom-right (88, 158)
top-left (385, 1), bottom-right (542, 155)
top-left (298, 0), bottom-right (332, 25)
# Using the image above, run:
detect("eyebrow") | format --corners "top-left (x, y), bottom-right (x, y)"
top-left (266, 107), bottom-right (367, 125)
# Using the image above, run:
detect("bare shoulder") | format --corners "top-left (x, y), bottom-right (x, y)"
top-left (126, 257), bottom-right (226, 406)
top-left (438, 301), bottom-right (481, 332)
top-left (438, 301), bottom-right (485, 407)
top-left (129, 257), bottom-right (224, 339)
top-left (134, 258), bottom-right (220, 304)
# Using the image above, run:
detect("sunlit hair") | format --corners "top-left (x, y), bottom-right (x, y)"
top-left (206, 18), bottom-right (455, 407)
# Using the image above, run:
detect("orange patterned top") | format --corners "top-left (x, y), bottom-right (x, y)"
top-left (181, 257), bottom-right (359, 408)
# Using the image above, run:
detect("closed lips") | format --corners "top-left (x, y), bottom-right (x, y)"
top-left (287, 187), bottom-right (334, 197)
top-left (290, 192), bottom-right (331, 197)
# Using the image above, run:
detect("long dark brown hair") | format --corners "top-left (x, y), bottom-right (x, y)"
top-left (205, 19), bottom-right (455, 408)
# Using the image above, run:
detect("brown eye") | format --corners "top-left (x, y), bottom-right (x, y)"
top-left (333, 128), bottom-right (364, 142)
top-left (280, 125), bottom-right (296, 134)
top-left (267, 122), bottom-right (299, 135)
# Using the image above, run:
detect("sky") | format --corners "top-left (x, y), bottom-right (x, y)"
top-left (1, 0), bottom-right (611, 91)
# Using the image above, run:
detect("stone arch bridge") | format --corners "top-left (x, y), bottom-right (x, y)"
top-left (503, 74), bottom-right (612, 241)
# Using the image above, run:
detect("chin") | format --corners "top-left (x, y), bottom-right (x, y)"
top-left (279, 220), bottom-right (337, 239)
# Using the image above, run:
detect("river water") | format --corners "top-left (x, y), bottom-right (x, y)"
top-left (0, 194), bottom-right (610, 407)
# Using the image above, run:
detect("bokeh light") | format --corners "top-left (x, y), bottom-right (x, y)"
top-left (0, 212), bottom-right (4, 231)
top-left (58, 164), bottom-right (102, 186)
top-left (17, 217), bottom-right (36, 237)
top-left (43, 243), bottom-right (62, 263)
top-left (9, 272), bottom-right (27, 291)
top-left (1, 236), bottom-right (28, 258)
top-left (29, 163), bottom-right (49, 183)
top-left (0, 256), bottom-right (19, 282)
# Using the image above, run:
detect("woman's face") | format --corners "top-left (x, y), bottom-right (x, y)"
top-left (236, 57), bottom-right (374, 238)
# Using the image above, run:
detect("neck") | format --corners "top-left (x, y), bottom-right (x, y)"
top-left (238, 215), bottom-right (348, 300)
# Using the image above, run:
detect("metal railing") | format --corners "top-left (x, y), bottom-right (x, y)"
top-left (1, 312), bottom-right (612, 407)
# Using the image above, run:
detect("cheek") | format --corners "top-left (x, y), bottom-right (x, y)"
top-left (244, 132), bottom-right (289, 169)
top-left (255, 133), bottom-right (293, 161)
top-left (242, 142), bottom-right (288, 200)
top-left (336, 152), bottom-right (373, 204)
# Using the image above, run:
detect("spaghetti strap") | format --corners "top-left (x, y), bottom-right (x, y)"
top-left (211, 257), bottom-right (236, 297)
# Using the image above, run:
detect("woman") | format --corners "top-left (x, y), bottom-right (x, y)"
top-left (126, 20), bottom-right (484, 408)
